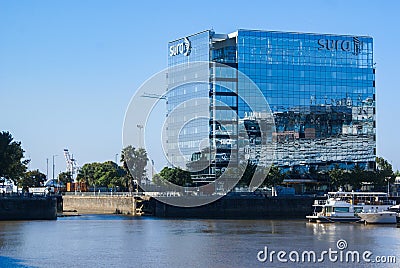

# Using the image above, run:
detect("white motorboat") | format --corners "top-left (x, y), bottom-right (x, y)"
top-left (358, 210), bottom-right (397, 224)
top-left (306, 197), bottom-right (359, 223)
top-left (306, 191), bottom-right (396, 223)
top-left (388, 205), bottom-right (400, 223)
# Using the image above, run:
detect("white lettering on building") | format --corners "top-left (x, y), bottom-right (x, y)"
top-left (169, 37), bottom-right (191, 57)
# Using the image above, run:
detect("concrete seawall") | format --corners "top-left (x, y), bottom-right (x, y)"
top-left (63, 194), bottom-right (320, 218)
top-left (63, 195), bottom-right (139, 215)
top-left (149, 195), bottom-right (318, 219)
top-left (0, 196), bottom-right (57, 220)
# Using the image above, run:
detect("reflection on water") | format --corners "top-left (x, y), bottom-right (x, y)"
top-left (0, 215), bottom-right (399, 267)
top-left (0, 256), bottom-right (31, 267)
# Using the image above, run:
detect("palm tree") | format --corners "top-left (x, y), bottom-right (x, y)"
top-left (121, 146), bottom-right (148, 193)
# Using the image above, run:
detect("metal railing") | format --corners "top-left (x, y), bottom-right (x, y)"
top-left (390, 192), bottom-right (400, 197)
top-left (63, 191), bottom-right (144, 197)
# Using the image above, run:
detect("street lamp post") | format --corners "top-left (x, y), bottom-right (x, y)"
top-left (52, 155), bottom-right (57, 190)
top-left (46, 158), bottom-right (49, 180)
top-left (137, 124), bottom-right (143, 148)
top-left (151, 159), bottom-right (154, 181)
top-left (387, 178), bottom-right (390, 196)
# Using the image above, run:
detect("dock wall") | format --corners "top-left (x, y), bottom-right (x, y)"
top-left (63, 195), bottom-right (137, 215)
top-left (61, 195), bottom-right (399, 219)
top-left (149, 195), bottom-right (319, 219)
top-left (0, 196), bottom-right (57, 220)
top-left (62, 194), bottom-right (320, 219)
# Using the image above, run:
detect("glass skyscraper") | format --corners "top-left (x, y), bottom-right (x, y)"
top-left (167, 29), bottom-right (375, 183)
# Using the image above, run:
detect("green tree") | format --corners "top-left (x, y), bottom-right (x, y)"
top-left (234, 161), bottom-right (277, 188)
top-left (77, 161), bottom-right (125, 190)
top-left (327, 161), bottom-right (395, 192)
top-left (262, 165), bottom-right (283, 187)
top-left (19, 169), bottom-right (46, 191)
top-left (159, 167), bottom-right (192, 186)
top-left (58, 171), bottom-right (72, 185)
top-left (358, 169), bottom-right (375, 190)
top-left (328, 166), bottom-right (347, 191)
top-left (121, 146), bottom-right (148, 192)
top-left (109, 175), bottom-right (126, 190)
top-left (347, 165), bottom-right (365, 190)
top-left (77, 162), bottom-right (99, 187)
top-left (96, 161), bottom-right (125, 188)
top-left (374, 157), bottom-right (395, 187)
top-left (152, 173), bottom-right (166, 185)
top-left (0, 131), bottom-right (30, 184)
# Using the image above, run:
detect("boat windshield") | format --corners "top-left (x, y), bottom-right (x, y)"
top-left (333, 207), bottom-right (349, 213)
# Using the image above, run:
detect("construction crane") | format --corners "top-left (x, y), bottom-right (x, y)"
top-left (141, 93), bottom-right (167, 100)
top-left (63, 149), bottom-right (80, 183)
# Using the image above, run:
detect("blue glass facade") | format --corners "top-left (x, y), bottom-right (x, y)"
top-left (167, 31), bottom-right (212, 174)
top-left (167, 29), bottom-right (375, 181)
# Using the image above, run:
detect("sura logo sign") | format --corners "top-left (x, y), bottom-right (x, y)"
top-left (318, 37), bottom-right (362, 55)
top-left (169, 37), bottom-right (191, 57)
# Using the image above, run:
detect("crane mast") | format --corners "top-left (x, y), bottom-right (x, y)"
top-left (63, 149), bottom-right (79, 183)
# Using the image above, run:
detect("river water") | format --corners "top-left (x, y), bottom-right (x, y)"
top-left (0, 215), bottom-right (399, 267)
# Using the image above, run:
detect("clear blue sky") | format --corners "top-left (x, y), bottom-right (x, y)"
top-left (1, 0), bottom-right (399, 175)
